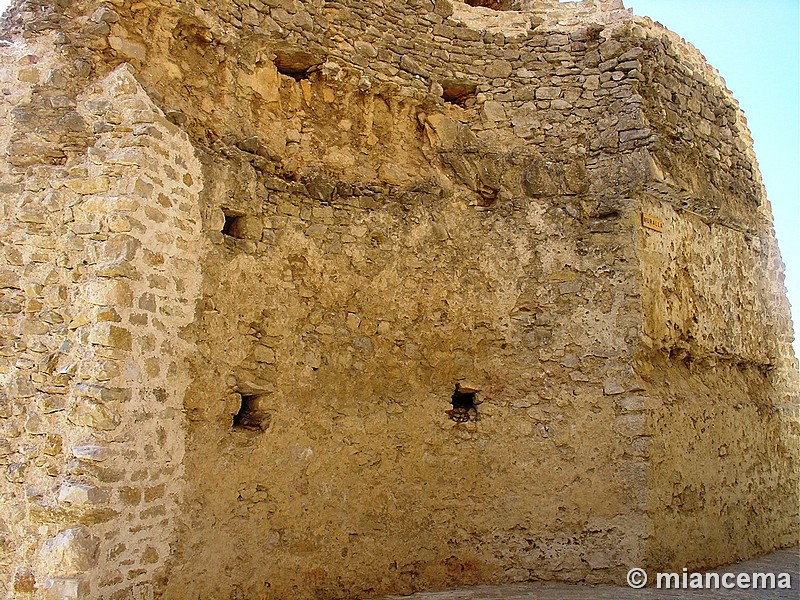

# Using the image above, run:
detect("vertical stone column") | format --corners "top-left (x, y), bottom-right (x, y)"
top-left (0, 60), bottom-right (203, 599)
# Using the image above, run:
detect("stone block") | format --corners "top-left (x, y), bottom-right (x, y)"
top-left (424, 113), bottom-right (461, 150)
top-left (71, 446), bottom-right (110, 464)
top-left (40, 528), bottom-right (98, 575)
top-left (44, 434), bottom-right (63, 456)
top-left (88, 324), bottom-right (132, 350)
top-left (79, 195), bottom-right (140, 214)
top-left (74, 383), bottom-right (128, 403)
top-left (535, 86), bottom-right (561, 100)
top-left (24, 412), bottom-right (48, 435)
top-left (84, 280), bottom-right (133, 307)
top-left (42, 578), bottom-right (90, 600)
top-left (522, 157), bottom-right (560, 197)
top-left (253, 345), bottom-right (275, 363)
top-left (68, 313), bottom-right (92, 329)
top-left (484, 60), bottom-right (512, 79)
top-left (57, 482), bottom-right (109, 505)
top-left (91, 7), bottom-right (119, 23)
top-left (481, 100), bottom-right (506, 122)
top-left (602, 379), bottom-right (625, 395)
top-left (64, 177), bottom-right (110, 195)
top-left (68, 401), bottom-right (120, 431)
top-left (619, 128), bottom-right (651, 143)
top-left (456, 382), bottom-right (481, 394)
top-left (400, 55), bottom-right (427, 77)
top-left (16, 207), bottom-right (47, 223)
top-left (0, 270), bottom-right (21, 289)
top-left (354, 41), bottom-right (378, 58)
top-left (613, 414), bottom-right (646, 438)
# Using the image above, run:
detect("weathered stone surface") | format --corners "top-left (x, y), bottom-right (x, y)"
top-left (12, 568), bottom-right (36, 593)
top-left (57, 482), bottom-right (108, 506)
top-left (83, 280), bottom-right (133, 307)
top-left (68, 401), bottom-right (120, 431)
top-left (400, 54), bottom-right (428, 77)
top-left (87, 324), bottom-right (132, 350)
top-left (71, 446), bottom-right (111, 462)
top-left (40, 528), bottom-right (99, 575)
top-left (0, 0), bottom-right (796, 599)
top-left (42, 578), bottom-right (89, 600)
top-left (64, 177), bottom-right (110, 195)
top-left (108, 36), bottom-right (147, 61)
top-left (481, 100), bottom-right (506, 122)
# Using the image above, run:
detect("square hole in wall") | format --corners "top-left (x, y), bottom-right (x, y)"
top-left (233, 394), bottom-right (270, 432)
top-left (222, 211), bottom-right (245, 238)
top-left (448, 384), bottom-right (478, 422)
top-left (273, 48), bottom-right (323, 81)
top-left (441, 79), bottom-right (478, 107)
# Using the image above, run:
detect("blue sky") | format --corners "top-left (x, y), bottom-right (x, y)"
top-left (624, 0), bottom-right (800, 356)
top-left (1, 0), bottom-right (798, 354)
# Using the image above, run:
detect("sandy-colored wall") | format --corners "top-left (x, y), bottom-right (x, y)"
top-left (0, 45), bottom-right (203, 597)
top-left (632, 23), bottom-right (799, 569)
top-left (0, 0), bottom-right (796, 598)
top-left (635, 201), bottom-right (799, 570)
top-left (643, 358), bottom-right (797, 569)
top-left (162, 142), bottom-right (646, 597)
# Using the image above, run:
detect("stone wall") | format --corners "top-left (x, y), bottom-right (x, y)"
top-left (0, 39), bottom-right (203, 598)
top-left (628, 25), bottom-right (799, 570)
top-left (0, 0), bottom-right (796, 598)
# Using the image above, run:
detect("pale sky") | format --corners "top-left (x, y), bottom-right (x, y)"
top-left (1, 0), bottom-right (798, 354)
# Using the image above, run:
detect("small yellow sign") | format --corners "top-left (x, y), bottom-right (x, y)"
top-left (642, 213), bottom-right (663, 232)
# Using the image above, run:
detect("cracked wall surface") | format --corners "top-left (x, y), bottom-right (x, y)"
top-left (0, 0), bottom-right (797, 598)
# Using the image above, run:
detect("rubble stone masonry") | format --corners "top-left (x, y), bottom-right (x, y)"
top-left (0, 0), bottom-right (797, 598)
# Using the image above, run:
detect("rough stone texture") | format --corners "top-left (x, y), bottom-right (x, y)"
top-left (0, 0), bottom-right (797, 599)
top-left (379, 547), bottom-right (800, 599)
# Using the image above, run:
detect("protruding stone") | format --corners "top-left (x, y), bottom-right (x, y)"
top-left (400, 55), bottom-right (428, 78)
top-left (57, 482), bottom-right (108, 505)
top-left (64, 177), bottom-right (110, 195)
top-left (236, 136), bottom-right (261, 155)
top-left (88, 324), bottom-right (132, 350)
top-left (71, 445), bottom-right (111, 462)
top-left (456, 382), bottom-right (481, 394)
top-left (354, 41), bottom-right (377, 58)
top-left (83, 280), bottom-right (133, 307)
top-left (42, 578), bottom-right (90, 600)
top-left (40, 528), bottom-right (98, 575)
top-left (68, 401), bottom-right (120, 431)
top-left (91, 7), bottom-right (120, 23)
